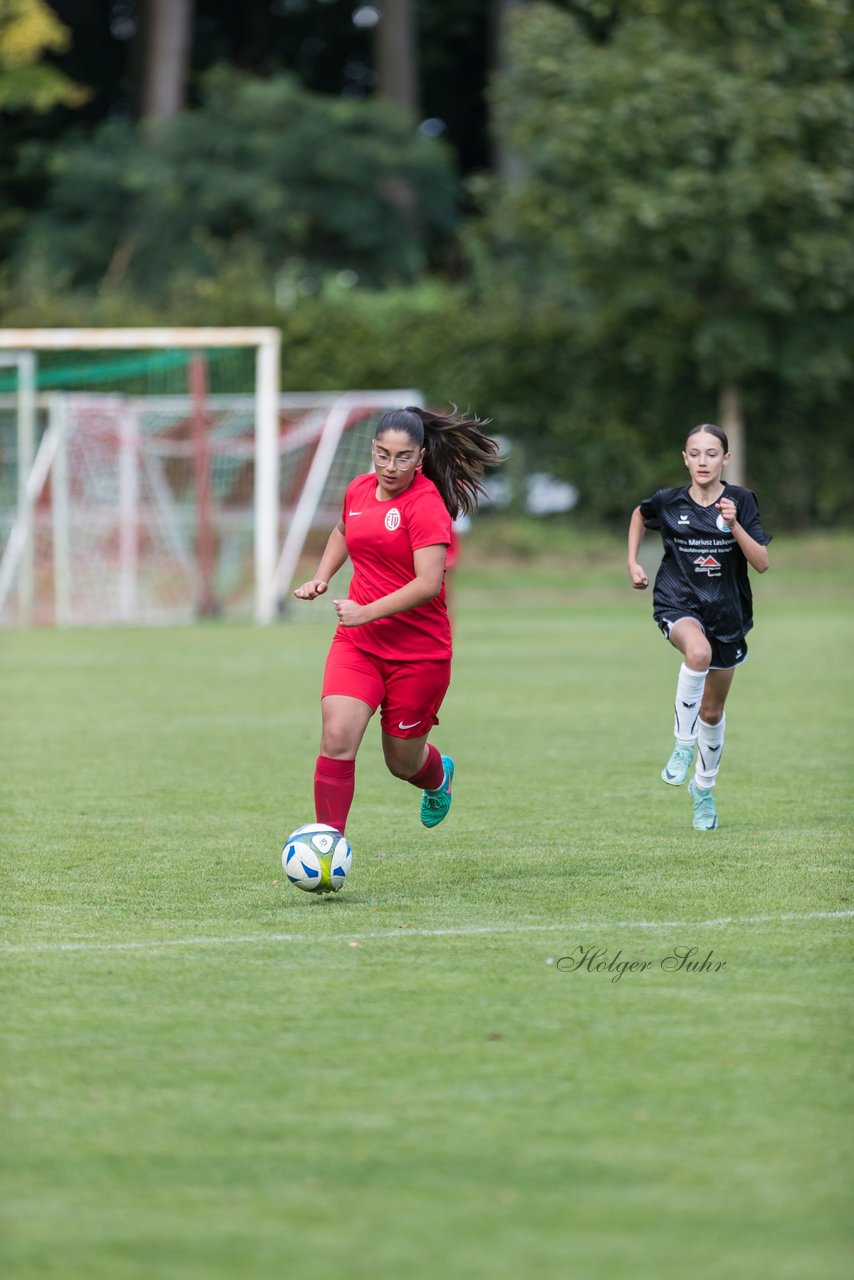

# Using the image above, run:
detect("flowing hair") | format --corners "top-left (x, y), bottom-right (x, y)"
top-left (373, 406), bottom-right (501, 518)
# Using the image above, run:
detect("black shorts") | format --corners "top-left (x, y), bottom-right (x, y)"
top-left (655, 611), bottom-right (748, 670)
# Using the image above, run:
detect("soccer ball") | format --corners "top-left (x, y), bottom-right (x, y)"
top-left (282, 823), bottom-right (352, 894)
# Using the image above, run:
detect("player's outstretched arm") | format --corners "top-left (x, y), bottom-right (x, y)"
top-left (627, 506), bottom-right (649, 589)
top-left (294, 524), bottom-right (349, 600)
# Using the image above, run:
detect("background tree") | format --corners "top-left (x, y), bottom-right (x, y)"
top-left (0, 0), bottom-right (89, 266)
top-left (374, 0), bottom-right (418, 117)
top-left (39, 0), bottom-right (491, 165)
top-left (133, 0), bottom-right (196, 120)
top-left (483, 0), bottom-right (854, 515)
top-left (15, 67), bottom-right (459, 297)
top-left (0, 0), bottom-right (86, 112)
top-left (2, 0), bottom-right (852, 528)
top-left (0, 1), bottom-right (494, 270)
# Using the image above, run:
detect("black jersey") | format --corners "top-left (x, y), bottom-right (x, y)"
top-left (639, 484), bottom-right (771, 643)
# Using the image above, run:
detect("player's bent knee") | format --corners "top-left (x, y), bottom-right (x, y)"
top-left (320, 730), bottom-right (360, 758)
top-left (686, 642), bottom-right (712, 669)
top-left (382, 742), bottom-right (423, 780)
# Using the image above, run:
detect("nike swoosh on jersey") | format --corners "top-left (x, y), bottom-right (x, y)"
top-left (348, 510), bottom-right (363, 516)
top-left (398, 720), bottom-right (421, 730)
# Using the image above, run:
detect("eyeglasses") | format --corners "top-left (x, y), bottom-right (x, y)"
top-left (371, 445), bottom-right (418, 472)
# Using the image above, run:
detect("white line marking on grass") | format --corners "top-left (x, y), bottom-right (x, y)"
top-left (4, 909), bottom-right (853, 957)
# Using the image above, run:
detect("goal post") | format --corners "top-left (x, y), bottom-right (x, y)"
top-left (0, 327), bottom-right (281, 625)
top-left (0, 351), bottom-right (37, 625)
top-left (0, 328), bottom-right (423, 627)
top-left (0, 387), bottom-right (64, 619)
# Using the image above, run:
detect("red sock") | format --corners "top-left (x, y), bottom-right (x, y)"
top-left (408, 743), bottom-right (445, 791)
top-left (314, 756), bottom-right (356, 833)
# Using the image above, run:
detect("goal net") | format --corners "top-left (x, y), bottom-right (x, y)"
top-left (0, 329), bottom-right (421, 626)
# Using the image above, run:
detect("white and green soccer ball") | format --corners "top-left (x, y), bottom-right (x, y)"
top-left (282, 824), bottom-right (352, 894)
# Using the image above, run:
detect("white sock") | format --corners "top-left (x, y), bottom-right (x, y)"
top-left (673, 663), bottom-right (708, 744)
top-left (694, 715), bottom-right (725, 789)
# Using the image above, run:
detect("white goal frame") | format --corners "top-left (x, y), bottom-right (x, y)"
top-left (1, 329), bottom-right (424, 627)
top-left (0, 327), bottom-right (281, 624)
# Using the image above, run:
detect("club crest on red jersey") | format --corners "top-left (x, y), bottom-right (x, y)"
top-left (384, 507), bottom-right (401, 531)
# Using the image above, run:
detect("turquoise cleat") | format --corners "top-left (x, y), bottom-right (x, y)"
top-left (420, 755), bottom-right (454, 828)
top-left (661, 743), bottom-right (695, 785)
top-left (688, 778), bottom-right (718, 830)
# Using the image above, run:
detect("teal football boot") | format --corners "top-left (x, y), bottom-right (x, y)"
top-left (420, 755), bottom-right (454, 828)
top-left (688, 778), bottom-right (718, 830)
top-left (661, 743), bottom-right (695, 785)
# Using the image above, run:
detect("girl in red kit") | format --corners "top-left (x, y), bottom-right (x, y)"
top-left (294, 406), bottom-right (499, 835)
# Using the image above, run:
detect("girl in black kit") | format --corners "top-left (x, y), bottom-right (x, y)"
top-left (626, 424), bottom-right (771, 830)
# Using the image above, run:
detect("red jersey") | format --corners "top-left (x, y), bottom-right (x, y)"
top-left (341, 470), bottom-right (452, 660)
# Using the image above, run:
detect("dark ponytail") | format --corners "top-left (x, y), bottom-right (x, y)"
top-left (374, 405), bottom-right (501, 518)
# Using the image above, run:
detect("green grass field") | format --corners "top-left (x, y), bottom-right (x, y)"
top-left (2, 534), bottom-right (852, 1279)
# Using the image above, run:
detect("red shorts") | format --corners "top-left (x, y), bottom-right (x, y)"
top-left (321, 628), bottom-right (451, 738)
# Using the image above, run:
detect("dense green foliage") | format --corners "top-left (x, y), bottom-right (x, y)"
top-left (13, 67), bottom-right (459, 295)
top-left (482, 0), bottom-right (854, 524)
top-left (0, 0), bottom-right (86, 113)
top-left (1, 1), bottom-right (852, 526)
